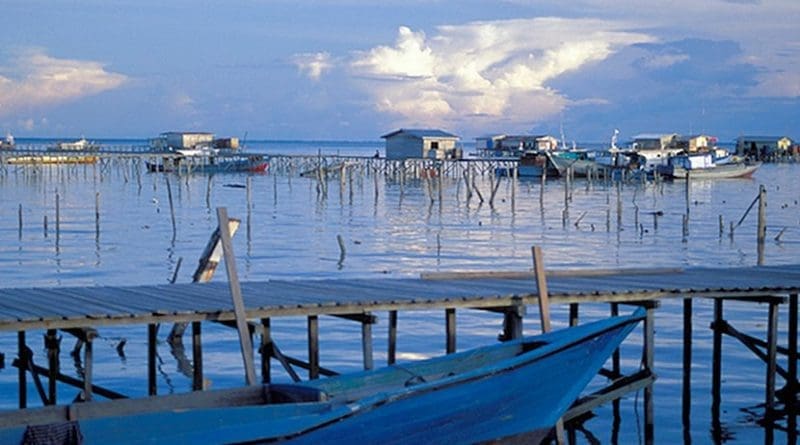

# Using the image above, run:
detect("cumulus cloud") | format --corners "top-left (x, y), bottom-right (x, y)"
top-left (346, 18), bottom-right (654, 131)
top-left (0, 49), bottom-right (127, 117)
top-left (292, 52), bottom-right (333, 81)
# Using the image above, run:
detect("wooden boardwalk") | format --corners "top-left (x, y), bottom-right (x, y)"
top-left (1, 264), bottom-right (798, 443)
top-left (1, 264), bottom-right (798, 331)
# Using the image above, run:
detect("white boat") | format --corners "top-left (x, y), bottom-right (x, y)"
top-left (55, 138), bottom-right (100, 151)
top-left (656, 152), bottom-right (761, 179)
top-left (0, 133), bottom-right (14, 150)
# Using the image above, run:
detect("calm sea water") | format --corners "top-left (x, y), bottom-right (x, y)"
top-left (1, 139), bottom-right (799, 443)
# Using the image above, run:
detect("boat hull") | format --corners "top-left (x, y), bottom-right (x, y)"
top-left (145, 156), bottom-right (268, 174)
top-left (0, 310), bottom-right (644, 444)
top-left (657, 161), bottom-right (761, 179)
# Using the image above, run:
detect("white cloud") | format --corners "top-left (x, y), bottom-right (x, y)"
top-left (0, 49), bottom-right (127, 117)
top-left (346, 18), bottom-right (654, 131)
top-left (292, 52), bottom-right (334, 81)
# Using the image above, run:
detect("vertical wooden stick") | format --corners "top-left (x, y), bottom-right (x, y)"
top-left (757, 184), bottom-right (767, 244)
top-left (217, 207), bottom-right (257, 386)
top-left (531, 246), bottom-right (551, 333)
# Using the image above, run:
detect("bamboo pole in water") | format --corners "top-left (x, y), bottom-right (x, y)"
top-left (165, 176), bottom-right (176, 236)
top-left (55, 191), bottom-right (60, 240)
top-left (757, 185), bottom-right (767, 244)
top-left (95, 192), bottom-right (100, 239)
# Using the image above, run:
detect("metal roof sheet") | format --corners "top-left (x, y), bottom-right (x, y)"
top-left (380, 129), bottom-right (459, 139)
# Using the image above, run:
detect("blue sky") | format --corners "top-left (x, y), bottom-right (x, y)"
top-left (1, 0), bottom-right (797, 143)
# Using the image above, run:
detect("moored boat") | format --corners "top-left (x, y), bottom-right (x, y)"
top-left (0, 133), bottom-right (14, 151)
top-left (145, 151), bottom-right (268, 174)
top-left (656, 152), bottom-right (761, 179)
top-left (0, 309), bottom-right (644, 444)
top-left (4, 137), bottom-right (100, 164)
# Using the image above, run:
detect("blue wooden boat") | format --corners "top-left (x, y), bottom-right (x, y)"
top-left (0, 309), bottom-right (644, 444)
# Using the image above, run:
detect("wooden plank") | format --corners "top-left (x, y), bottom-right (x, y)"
top-left (420, 267), bottom-right (685, 281)
top-left (217, 207), bottom-right (257, 386)
top-left (193, 219), bottom-right (241, 282)
top-left (531, 246), bottom-right (551, 333)
top-left (10, 359), bottom-right (126, 401)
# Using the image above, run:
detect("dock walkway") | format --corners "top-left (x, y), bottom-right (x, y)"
top-left (1, 264), bottom-right (799, 331)
top-left (1, 264), bottom-right (798, 443)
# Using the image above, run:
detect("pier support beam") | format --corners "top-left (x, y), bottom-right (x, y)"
top-left (766, 298), bottom-right (779, 415)
top-left (260, 318), bottom-right (271, 384)
top-left (148, 324), bottom-right (157, 396)
top-left (45, 329), bottom-right (59, 405)
top-left (388, 310), bottom-right (397, 365)
top-left (18, 331), bottom-right (26, 409)
top-left (682, 298), bottom-right (692, 432)
top-left (446, 308), bottom-right (456, 354)
top-left (789, 293), bottom-right (798, 416)
top-left (307, 315), bottom-right (319, 380)
top-left (362, 313), bottom-right (374, 370)
top-left (192, 321), bottom-right (203, 391)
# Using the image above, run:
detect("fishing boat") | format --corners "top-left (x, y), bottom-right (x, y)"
top-left (0, 309), bottom-right (644, 444)
top-left (4, 138), bottom-right (100, 165)
top-left (496, 150), bottom-right (559, 178)
top-left (0, 133), bottom-right (14, 151)
top-left (655, 152), bottom-right (761, 179)
top-left (549, 150), bottom-right (599, 177)
top-left (145, 147), bottom-right (268, 174)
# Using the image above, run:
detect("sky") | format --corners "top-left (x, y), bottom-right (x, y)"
top-left (0, 0), bottom-right (798, 143)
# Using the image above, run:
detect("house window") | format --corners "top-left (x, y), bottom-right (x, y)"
top-left (431, 141), bottom-right (439, 150)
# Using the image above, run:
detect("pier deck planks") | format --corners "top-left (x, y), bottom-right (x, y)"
top-left (1, 264), bottom-right (799, 332)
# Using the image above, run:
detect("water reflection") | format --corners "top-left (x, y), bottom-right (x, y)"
top-left (1, 161), bottom-right (799, 444)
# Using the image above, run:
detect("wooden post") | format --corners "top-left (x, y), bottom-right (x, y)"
top-left (95, 192), bottom-right (100, 239)
top-left (388, 310), bottom-right (397, 365)
top-left (757, 184), bottom-right (767, 244)
top-left (308, 315), bottom-right (320, 380)
top-left (217, 207), bottom-right (257, 386)
top-left (611, 303), bottom-right (620, 376)
top-left (261, 318), bottom-right (272, 383)
top-left (531, 246), bottom-right (551, 333)
top-left (45, 329), bottom-right (59, 405)
top-left (569, 304), bottom-right (579, 327)
top-left (712, 298), bottom-right (723, 423)
top-left (446, 308), bottom-right (456, 354)
top-left (18, 331), bottom-right (26, 409)
top-left (682, 298), bottom-right (692, 428)
top-left (765, 299), bottom-right (779, 415)
top-left (55, 191), bottom-right (60, 240)
top-left (644, 302), bottom-right (656, 444)
top-left (148, 323), bottom-right (157, 396)
top-left (790, 293), bottom-right (798, 411)
top-left (362, 313), bottom-right (374, 370)
top-left (165, 176), bottom-right (176, 236)
top-left (18, 204), bottom-right (22, 238)
top-left (531, 245), bottom-right (562, 444)
top-left (83, 335), bottom-right (93, 401)
top-left (191, 321), bottom-right (203, 391)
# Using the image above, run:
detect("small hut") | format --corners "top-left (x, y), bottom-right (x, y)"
top-left (381, 129), bottom-right (460, 160)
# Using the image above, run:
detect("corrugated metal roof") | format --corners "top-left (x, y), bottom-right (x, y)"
top-left (380, 129), bottom-right (459, 139)
top-left (1, 264), bottom-right (798, 331)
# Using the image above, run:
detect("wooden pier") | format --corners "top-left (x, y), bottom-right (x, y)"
top-left (1, 254), bottom-right (798, 442)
